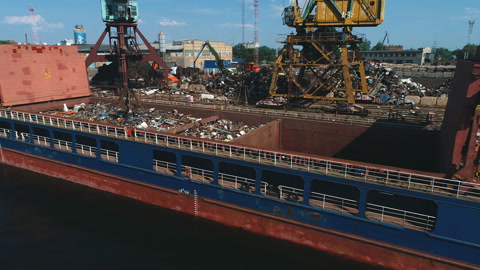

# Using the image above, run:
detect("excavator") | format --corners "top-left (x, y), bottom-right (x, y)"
top-left (193, 41), bottom-right (228, 74)
top-left (269, 0), bottom-right (385, 104)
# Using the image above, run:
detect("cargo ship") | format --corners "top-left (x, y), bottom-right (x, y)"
top-left (0, 44), bottom-right (479, 269)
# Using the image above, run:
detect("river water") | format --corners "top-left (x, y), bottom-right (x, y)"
top-left (0, 165), bottom-right (380, 269)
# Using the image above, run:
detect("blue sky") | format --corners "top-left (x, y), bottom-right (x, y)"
top-left (1, 0), bottom-right (479, 51)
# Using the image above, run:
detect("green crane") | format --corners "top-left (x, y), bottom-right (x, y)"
top-left (193, 41), bottom-right (226, 74)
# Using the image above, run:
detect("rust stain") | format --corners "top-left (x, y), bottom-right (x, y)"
top-left (57, 63), bottom-right (68, 70)
top-left (22, 67), bottom-right (31, 76)
top-left (307, 213), bottom-right (322, 220)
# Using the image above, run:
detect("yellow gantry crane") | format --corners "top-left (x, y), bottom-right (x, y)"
top-left (269, 0), bottom-right (385, 104)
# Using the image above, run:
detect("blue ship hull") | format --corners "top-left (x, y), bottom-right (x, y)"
top-left (0, 107), bottom-right (478, 270)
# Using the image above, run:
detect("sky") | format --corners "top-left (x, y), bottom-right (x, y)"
top-left (1, 0), bottom-right (480, 51)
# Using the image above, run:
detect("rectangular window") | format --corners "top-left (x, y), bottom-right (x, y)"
top-left (76, 135), bottom-right (97, 158)
top-left (53, 131), bottom-right (72, 152)
top-left (33, 127), bottom-right (49, 147)
top-left (14, 123), bottom-right (30, 142)
top-left (182, 155), bottom-right (213, 183)
top-left (101, 140), bottom-right (119, 162)
top-left (366, 190), bottom-right (437, 232)
top-left (153, 150), bottom-right (177, 175)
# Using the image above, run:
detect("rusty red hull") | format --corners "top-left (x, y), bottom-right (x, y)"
top-left (1, 148), bottom-right (475, 270)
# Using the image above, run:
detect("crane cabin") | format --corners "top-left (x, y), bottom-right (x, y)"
top-left (101, 0), bottom-right (139, 23)
top-left (283, 0), bottom-right (385, 31)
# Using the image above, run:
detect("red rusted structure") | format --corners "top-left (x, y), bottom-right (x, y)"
top-left (441, 59), bottom-right (480, 192)
top-left (0, 45), bottom-right (91, 106)
top-left (84, 22), bottom-right (170, 90)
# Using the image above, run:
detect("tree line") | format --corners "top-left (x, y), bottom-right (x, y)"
top-left (232, 44), bottom-right (278, 64)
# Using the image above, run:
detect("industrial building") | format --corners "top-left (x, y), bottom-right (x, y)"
top-left (240, 41), bottom-right (259, 49)
top-left (76, 39), bottom-right (232, 71)
top-left (158, 39), bottom-right (233, 70)
top-left (360, 47), bottom-right (434, 65)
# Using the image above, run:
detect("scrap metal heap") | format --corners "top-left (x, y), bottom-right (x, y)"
top-left (93, 65), bottom-right (452, 105)
top-left (89, 67), bottom-right (452, 131)
top-left (269, 0), bottom-right (385, 104)
top-left (40, 102), bottom-right (262, 141)
top-left (93, 68), bottom-right (274, 105)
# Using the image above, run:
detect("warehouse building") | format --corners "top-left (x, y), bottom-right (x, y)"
top-left (360, 47), bottom-right (433, 65)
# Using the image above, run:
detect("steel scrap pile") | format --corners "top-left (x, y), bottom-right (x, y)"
top-left (93, 68), bottom-right (273, 105)
top-left (171, 66), bottom-right (449, 105)
top-left (365, 65), bottom-right (452, 105)
top-left (90, 63), bottom-right (453, 110)
top-left (41, 102), bottom-right (261, 141)
top-left (167, 69), bottom-right (272, 103)
top-left (178, 119), bottom-right (259, 141)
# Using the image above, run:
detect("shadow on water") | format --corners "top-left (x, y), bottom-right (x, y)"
top-left (0, 165), bottom-right (383, 270)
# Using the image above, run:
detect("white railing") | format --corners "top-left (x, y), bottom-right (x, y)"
top-left (153, 159), bottom-right (177, 174)
top-left (53, 138), bottom-right (72, 151)
top-left (0, 128), bottom-right (11, 137)
top-left (15, 131), bottom-right (30, 142)
top-left (101, 148), bottom-right (119, 163)
top-left (310, 191), bottom-right (359, 215)
top-left (1, 109), bottom-right (480, 201)
top-left (278, 185), bottom-right (304, 203)
top-left (33, 135), bottom-right (50, 146)
top-left (181, 165), bottom-right (214, 183)
top-left (366, 203), bottom-right (436, 232)
top-left (218, 172), bottom-right (269, 193)
top-left (76, 143), bottom-right (97, 157)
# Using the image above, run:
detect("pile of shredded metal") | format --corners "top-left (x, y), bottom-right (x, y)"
top-left (178, 119), bottom-right (259, 141)
top-left (92, 64), bottom-right (453, 108)
top-left (40, 102), bottom-right (261, 141)
top-left (93, 68), bottom-right (272, 105)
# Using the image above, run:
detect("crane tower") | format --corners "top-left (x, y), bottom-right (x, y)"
top-left (464, 21), bottom-right (475, 60)
top-left (269, 0), bottom-right (385, 104)
top-left (254, 0), bottom-right (259, 64)
top-left (28, 5), bottom-right (40, 45)
top-left (85, 0), bottom-right (170, 91)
